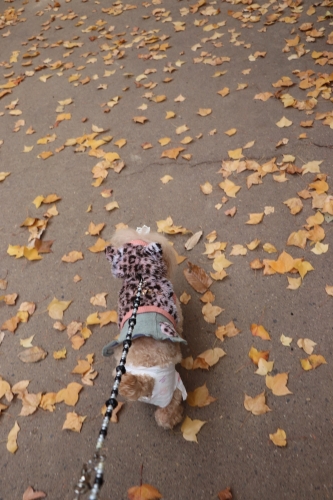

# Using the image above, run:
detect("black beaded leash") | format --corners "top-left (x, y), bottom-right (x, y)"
top-left (74, 276), bottom-right (144, 500)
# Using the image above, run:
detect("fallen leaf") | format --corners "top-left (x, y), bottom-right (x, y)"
top-left (217, 487), bottom-right (233, 500)
top-left (251, 324), bottom-right (271, 340)
top-left (181, 416), bottom-right (206, 443)
top-left (266, 373), bottom-right (292, 396)
top-left (194, 348), bottom-right (226, 369)
top-left (185, 231), bottom-right (202, 250)
top-left (224, 128), bottom-right (237, 136)
top-left (219, 179), bottom-right (241, 198)
top-left (280, 334), bottom-right (293, 346)
top-left (62, 412), bottom-right (86, 432)
top-left (244, 391), bottom-right (271, 415)
top-left (187, 383), bottom-right (217, 409)
top-left (230, 244), bottom-right (247, 256)
top-left (47, 298), bottom-right (72, 320)
top-left (276, 117), bottom-right (293, 128)
top-left (269, 428), bottom-right (287, 447)
top-left (249, 347), bottom-right (270, 366)
top-left (297, 338), bottom-right (316, 355)
top-left (18, 346), bottom-right (47, 363)
top-left (246, 213), bottom-right (264, 225)
top-left (7, 421), bottom-right (20, 453)
top-left (127, 484), bottom-right (162, 500)
top-left (161, 147), bottom-right (185, 160)
top-left (90, 293), bottom-right (107, 307)
top-left (156, 217), bottom-right (189, 235)
top-left (200, 182), bottom-right (213, 194)
top-left (202, 303), bottom-right (223, 324)
top-left (20, 335), bottom-right (35, 348)
top-left (325, 285), bottom-right (333, 296)
top-left (197, 108), bottom-right (212, 116)
top-left (255, 358), bottom-right (274, 376)
top-left (88, 238), bottom-right (108, 253)
top-left (88, 222), bottom-right (105, 236)
top-left (181, 356), bottom-right (194, 370)
top-left (287, 277), bottom-right (302, 290)
top-left (180, 292), bottom-right (191, 305)
top-left (300, 354), bottom-right (326, 371)
top-left (56, 382), bottom-right (83, 406)
top-left (99, 310), bottom-right (118, 327)
top-left (160, 175), bottom-right (173, 184)
top-left (268, 251), bottom-right (295, 274)
top-left (283, 197), bottom-right (303, 215)
top-left (22, 486), bottom-right (47, 500)
top-left (53, 347), bottom-right (67, 360)
top-left (61, 251), bottom-right (84, 263)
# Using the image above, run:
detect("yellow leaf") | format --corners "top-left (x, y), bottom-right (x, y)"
top-left (104, 201), bottom-right (119, 211)
top-left (133, 116), bottom-right (148, 124)
top-left (219, 179), bottom-right (241, 197)
top-left (202, 303), bottom-right (223, 324)
top-left (247, 239), bottom-right (260, 250)
top-left (213, 254), bottom-right (233, 272)
top-left (47, 298), bottom-right (72, 320)
top-left (266, 373), bottom-right (292, 396)
top-left (7, 421), bottom-right (20, 453)
top-left (276, 116), bottom-right (293, 127)
top-left (161, 147), bottom-right (185, 160)
top-left (230, 244), bottom-right (247, 256)
top-left (194, 347), bottom-right (226, 368)
top-left (297, 338), bottom-right (316, 355)
top-left (180, 136), bottom-right (193, 145)
top-left (23, 145), bottom-right (34, 153)
top-left (255, 358), bottom-right (274, 376)
top-left (287, 230), bottom-right (308, 249)
top-left (99, 310), bottom-right (118, 327)
top-left (244, 392), bottom-right (271, 415)
top-left (283, 197), bottom-right (303, 215)
top-left (217, 87), bottom-right (229, 97)
top-left (187, 383), bottom-right (216, 407)
top-left (165, 111), bottom-right (176, 119)
top-left (181, 416), bottom-right (206, 443)
top-left (38, 151), bottom-right (53, 160)
top-left (181, 356), bottom-right (194, 370)
top-left (287, 276), bottom-right (302, 290)
top-left (20, 335), bottom-right (35, 348)
top-left (53, 347), bottom-right (67, 360)
top-left (251, 324), bottom-right (271, 340)
top-left (249, 347), bottom-right (270, 366)
top-left (56, 382), bottom-right (83, 406)
top-left (127, 484), bottom-right (162, 500)
top-left (263, 243), bottom-right (277, 253)
top-left (0, 172), bottom-right (11, 182)
top-left (269, 428), bottom-right (287, 447)
top-left (228, 148), bottom-right (243, 160)
top-left (103, 152), bottom-right (120, 162)
top-left (200, 181), bottom-right (213, 195)
top-left (280, 334), bottom-right (292, 346)
top-left (158, 137), bottom-right (171, 146)
top-left (293, 260), bottom-right (314, 279)
top-left (37, 133), bottom-right (57, 145)
top-left (246, 213), bottom-right (264, 225)
top-left (268, 251), bottom-right (295, 274)
top-left (72, 359), bottom-right (91, 375)
top-left (156, 216), bottom-right (189, 235)
top-left (325, 285), bottom-right (333, 296)
top-left (62, 412), bottom-right (86, 432)
top-left (114, 138), bottom-right (126, 149)
top-left (32, 195), bottom-right (44, 208)
top-left (160, 175), bottom-right (173, 184)
top-left (224, 128), bottom-right (237, 136)
top-left (86, 312), bottom-right (101, 325)
top-left (180, 292), bottom-right (191, 305)
top-left (56, 113), bottom-right (71, 121)
top-left (311, 242), bottom-right (328, 255)
top-left (197, 108), bottom-right (212, 116)
top-left (88, 238), bottom-right (108, 253)
top-left (61, 251), bottom-right (84, 263)
top-left (302, 160), bottom-right (322, 175)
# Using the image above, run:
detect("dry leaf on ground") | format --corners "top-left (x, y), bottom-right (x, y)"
top-left (183, 262), bottom-right (213, 293)
top-left (187, 383), bottom-right (216, 407)
top-left (127, 484), bottom-right (162, 500)
top-left (181, 416), bottom-right (206, 443)
top-left (244, 392), bottom-right (271, 415)
top-left (269, 428), bottom-right (287, 447)
top-left (266, 373), bottom-right (292, 396)
top-left (22, 486), bottom-right (46, 500)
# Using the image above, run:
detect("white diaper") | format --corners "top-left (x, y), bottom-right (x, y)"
top-left (125, 363), bottom-right (187, 408)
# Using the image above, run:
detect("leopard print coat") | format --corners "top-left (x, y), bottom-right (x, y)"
top-left (105, 242), bottom-right (178, 329)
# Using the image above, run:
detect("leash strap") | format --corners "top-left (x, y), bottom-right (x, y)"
top-left (74, 276), bottom-right (144, 500)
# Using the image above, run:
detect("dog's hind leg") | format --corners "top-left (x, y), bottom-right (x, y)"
top-left (154, 388), bottom-right (184, 429)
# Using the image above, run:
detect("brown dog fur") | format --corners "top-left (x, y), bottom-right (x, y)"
top-left (110, 228), bottom-right (185, 429)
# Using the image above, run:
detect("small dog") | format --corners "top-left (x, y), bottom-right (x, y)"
top-left (102, 226), bottom-right (187, 429)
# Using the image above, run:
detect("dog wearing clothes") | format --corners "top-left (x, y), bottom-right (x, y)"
top-left (103, 227), bottom-right (187, 429)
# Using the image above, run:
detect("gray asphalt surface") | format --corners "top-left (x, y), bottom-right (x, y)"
top-left (0, 0), bottom-right (333, 499)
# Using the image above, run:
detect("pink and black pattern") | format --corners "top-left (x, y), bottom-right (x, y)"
top-left (105, 242), bottom-right (178, 328)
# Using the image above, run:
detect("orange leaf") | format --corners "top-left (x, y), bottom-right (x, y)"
top-left (250, 324), bottom-right (271, 340)
top-left (127, 484), bottom-right (162, 500)
top-left (248, 347), bottom-right (270, 366)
